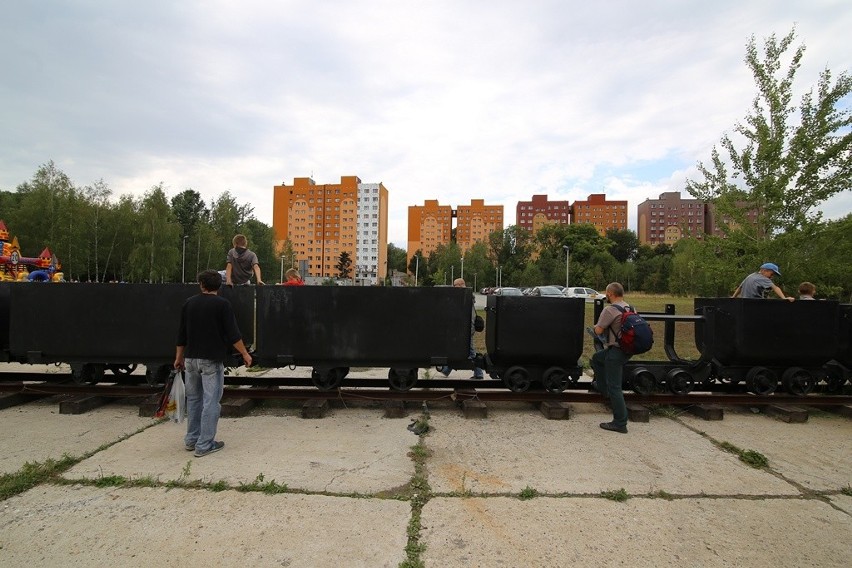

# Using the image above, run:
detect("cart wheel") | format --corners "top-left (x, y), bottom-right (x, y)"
top-left (388, 368), bottom-right (418, 391)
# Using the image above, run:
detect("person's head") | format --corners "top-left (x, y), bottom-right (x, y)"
top-left (759, 262), bottom-right (780, 278)
top-left (198, 269), bottom-right (222, 293)
top-left (452, 278), bottom-right (466, 288)
top-left (798, 281), bottom-right (815, 296)
top-left (604, 282), bottom-right (624, 303)
top-left (232, 234), bottom-right (248, 249)
top-left (285, 268), bottom-right (300, 280)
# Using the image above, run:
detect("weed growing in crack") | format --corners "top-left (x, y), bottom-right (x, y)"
top-left (601, 488), bottom-right (630, 502)
top-left (519, 486), bottom-right (538, 500)
top-left (719, 441), bottom-right (768, 468)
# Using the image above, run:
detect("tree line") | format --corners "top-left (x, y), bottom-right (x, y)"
top-left (0, 162), bottom-right (277, 283)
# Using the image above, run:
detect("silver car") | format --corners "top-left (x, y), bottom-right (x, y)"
top-left (529, 285), bottom-right (565, 298)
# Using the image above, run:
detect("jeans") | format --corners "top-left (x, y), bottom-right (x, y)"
top-left (441, 336), bottom-right (484, 379)
top-left (590, 347), bottom-right (629, 427)
top-left (183, 358), bottom-right (225, 453)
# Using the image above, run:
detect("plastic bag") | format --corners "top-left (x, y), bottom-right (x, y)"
top-left (165, 371), bottom-right (186, 423)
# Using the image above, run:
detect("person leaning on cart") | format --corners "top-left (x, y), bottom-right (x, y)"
top-left (731, 262), bottom-right (794, 301)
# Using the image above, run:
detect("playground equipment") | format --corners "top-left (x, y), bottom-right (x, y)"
top-left (0, 220), bottom-right (63, 282)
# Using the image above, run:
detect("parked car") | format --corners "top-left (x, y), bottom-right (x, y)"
top-left (480, 287), bottom-right (494, 295)
top-left (494, 287), bottom-right (523, 296)
top-left (563, 286), bottom-right (606, 302)
top-left (528, 285), bottom-right (565, 298)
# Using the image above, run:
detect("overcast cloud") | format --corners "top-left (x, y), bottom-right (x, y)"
top-left (2, 1), bottom-right (850, 247)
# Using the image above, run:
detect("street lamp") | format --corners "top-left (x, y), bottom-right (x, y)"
top-left (563, 245), bottom-right (570, 288)
top-left (280, 255), bottom-right (286, 283)
top-left (414, 255), bottom-right (420, 287)
top-left (181, 235), bottom-right (188, 283)
top-left (460, 257), bottom-right (464, 279)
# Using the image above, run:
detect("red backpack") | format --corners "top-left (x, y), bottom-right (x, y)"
top-left (612, 304), bottom-right (653, 355)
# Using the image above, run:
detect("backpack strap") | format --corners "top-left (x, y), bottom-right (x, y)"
top-left (611, 304), bottom-right (633, 314)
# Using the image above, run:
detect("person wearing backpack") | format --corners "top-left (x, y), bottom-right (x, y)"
top-left (590, 282), bottom-right (632, 434)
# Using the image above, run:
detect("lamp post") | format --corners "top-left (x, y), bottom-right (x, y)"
top-left (181, 235), bottom-right (188, 283)
top-left (460, 257), bottom-right (464, 279)
top-left (563, 245), bottom-right (570, 288)
top-left (414, 255), bottom-right (419, 287)
top-left (451, 265), bottom-right (454, 283)
top-left (280, 255), bottom-right (285, 283)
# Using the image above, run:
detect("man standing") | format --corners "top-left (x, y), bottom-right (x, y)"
top-left (591, 282), bottom-right (630, 434)
top-left (175, 270), bottom-right (252, 457)
top-left (732, 262), bottom-right (794, 301)
top-left (440, 277), bottom-right (484, 379)
top-left (225, 234), bottom-right (264, 286)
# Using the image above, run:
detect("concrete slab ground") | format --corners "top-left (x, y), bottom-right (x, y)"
top-left (419, 496), bottom-right (852, 567)
top-left (678, 406), bottom-right (852, 491)
top-left (0, 375), bottom-right (850, 567)
top-left (425, 403), bottom-right (797, 496)
top-left (0, 399), bottom-right (155, 475)
top-left (66, 411), bottom-right (415, 494)
top-left (1, 485), bottom-right (410, 567)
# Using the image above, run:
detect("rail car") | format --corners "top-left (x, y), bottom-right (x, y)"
top-left (0, 282), bottom-right (849, 396)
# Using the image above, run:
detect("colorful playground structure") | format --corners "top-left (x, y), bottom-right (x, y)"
top-left (0, 220), bottom-right (63, 282)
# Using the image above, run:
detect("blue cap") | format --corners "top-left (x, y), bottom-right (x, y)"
top-left (760, 262), bottom-right (780, 276)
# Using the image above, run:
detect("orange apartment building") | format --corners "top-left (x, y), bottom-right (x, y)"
top-left (407, 199), bottom-right (504, 263)
top-left (516, 194), bottom-right (571, 235)
top-left (456, 199), bottom-right (504, 254)
top-left (571, 193), bottom-right (628, 235)
top-left (407, 200), bottom-right (453, 262)
top-left (272, 176), bottom-right (388, 284)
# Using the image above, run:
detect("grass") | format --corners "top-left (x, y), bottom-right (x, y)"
top-left (719, 441), bottom-right (769, 469)
top-left (601, 488), bottom-right (630, 502)
top-left (841, 486), bottom-right (852, 497)
top-left (519, 486), bottom-right (538, 500)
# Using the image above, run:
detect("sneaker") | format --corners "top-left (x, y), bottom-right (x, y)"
top-left (599, 422), bottom-right (628, 434)
top-left (439, 367), bottom-right (451, 377)
top-left (194, 441), bottom-right (225, 457)
top-left (184, 443), bottom-right (196, 451)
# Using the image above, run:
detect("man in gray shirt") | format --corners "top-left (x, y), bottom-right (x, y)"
top-left (732, 262), bottom-right (793, 301)
top-left (225, 234), bottom-right (264, 286)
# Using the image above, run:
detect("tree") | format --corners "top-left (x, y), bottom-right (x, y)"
top-left (127, 184), bottom-right (181, 282)
top-left (170, 189), bottom-right (208, 237)
top-left (387, 243), bottom-right (408, 272)
top-left (336, 251), bottom-right (352, 279)
top-left (605, 228), bottom-right (639, 263)
top-left (686, 28), bottom-right (852, 242)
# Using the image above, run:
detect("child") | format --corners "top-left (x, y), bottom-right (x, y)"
top-left (798, 281), bottom-right (816, 300)
top-left (225, 234), bottom-right (264, 286)
top-left (282, 267), bottom-right (304, 286)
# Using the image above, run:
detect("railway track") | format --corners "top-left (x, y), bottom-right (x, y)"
top-left (1, 374), bottom-right (850, 407)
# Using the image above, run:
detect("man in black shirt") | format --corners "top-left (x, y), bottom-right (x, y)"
top-left (175, 270), bottom-right (252, 457)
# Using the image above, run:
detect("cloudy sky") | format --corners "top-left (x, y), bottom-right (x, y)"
top-left (2, 1), bottom-right (850, 247)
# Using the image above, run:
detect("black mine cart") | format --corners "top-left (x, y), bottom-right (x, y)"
top-left (254, 285), bottom-right (473, 390)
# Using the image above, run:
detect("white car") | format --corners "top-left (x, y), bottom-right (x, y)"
top-left (563, 287), bottom-right (606, 302)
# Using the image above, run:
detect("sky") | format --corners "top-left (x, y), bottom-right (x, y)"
top-left (2, 1), bottom-right (850, 248)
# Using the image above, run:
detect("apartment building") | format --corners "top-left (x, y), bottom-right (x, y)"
top-left (571, 193), bottom-right (628, 235)
top-left (516, 195), bottom-right (570, 235)
top-left (636, 191), bottom-right (708, 245)
top-left (272, 176), bottom-right (388, 284)
top-left (407, 200), bottom-right (453, 262)
top-left (456, 199), bottom-right (504, 254)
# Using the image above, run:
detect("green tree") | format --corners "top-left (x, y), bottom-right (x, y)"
top-left (387, 243), bottom-right (407, 272)
top-left (336, 251), bottom-right (352, 279)
top-left (171, 189), bottom-right (208, 238)
top-left (686, 28), bottom-right (852, 242)
top-left (127, 184), bottom-right (181, 282)
top-left (605, 228), bottom-right (639, 263)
